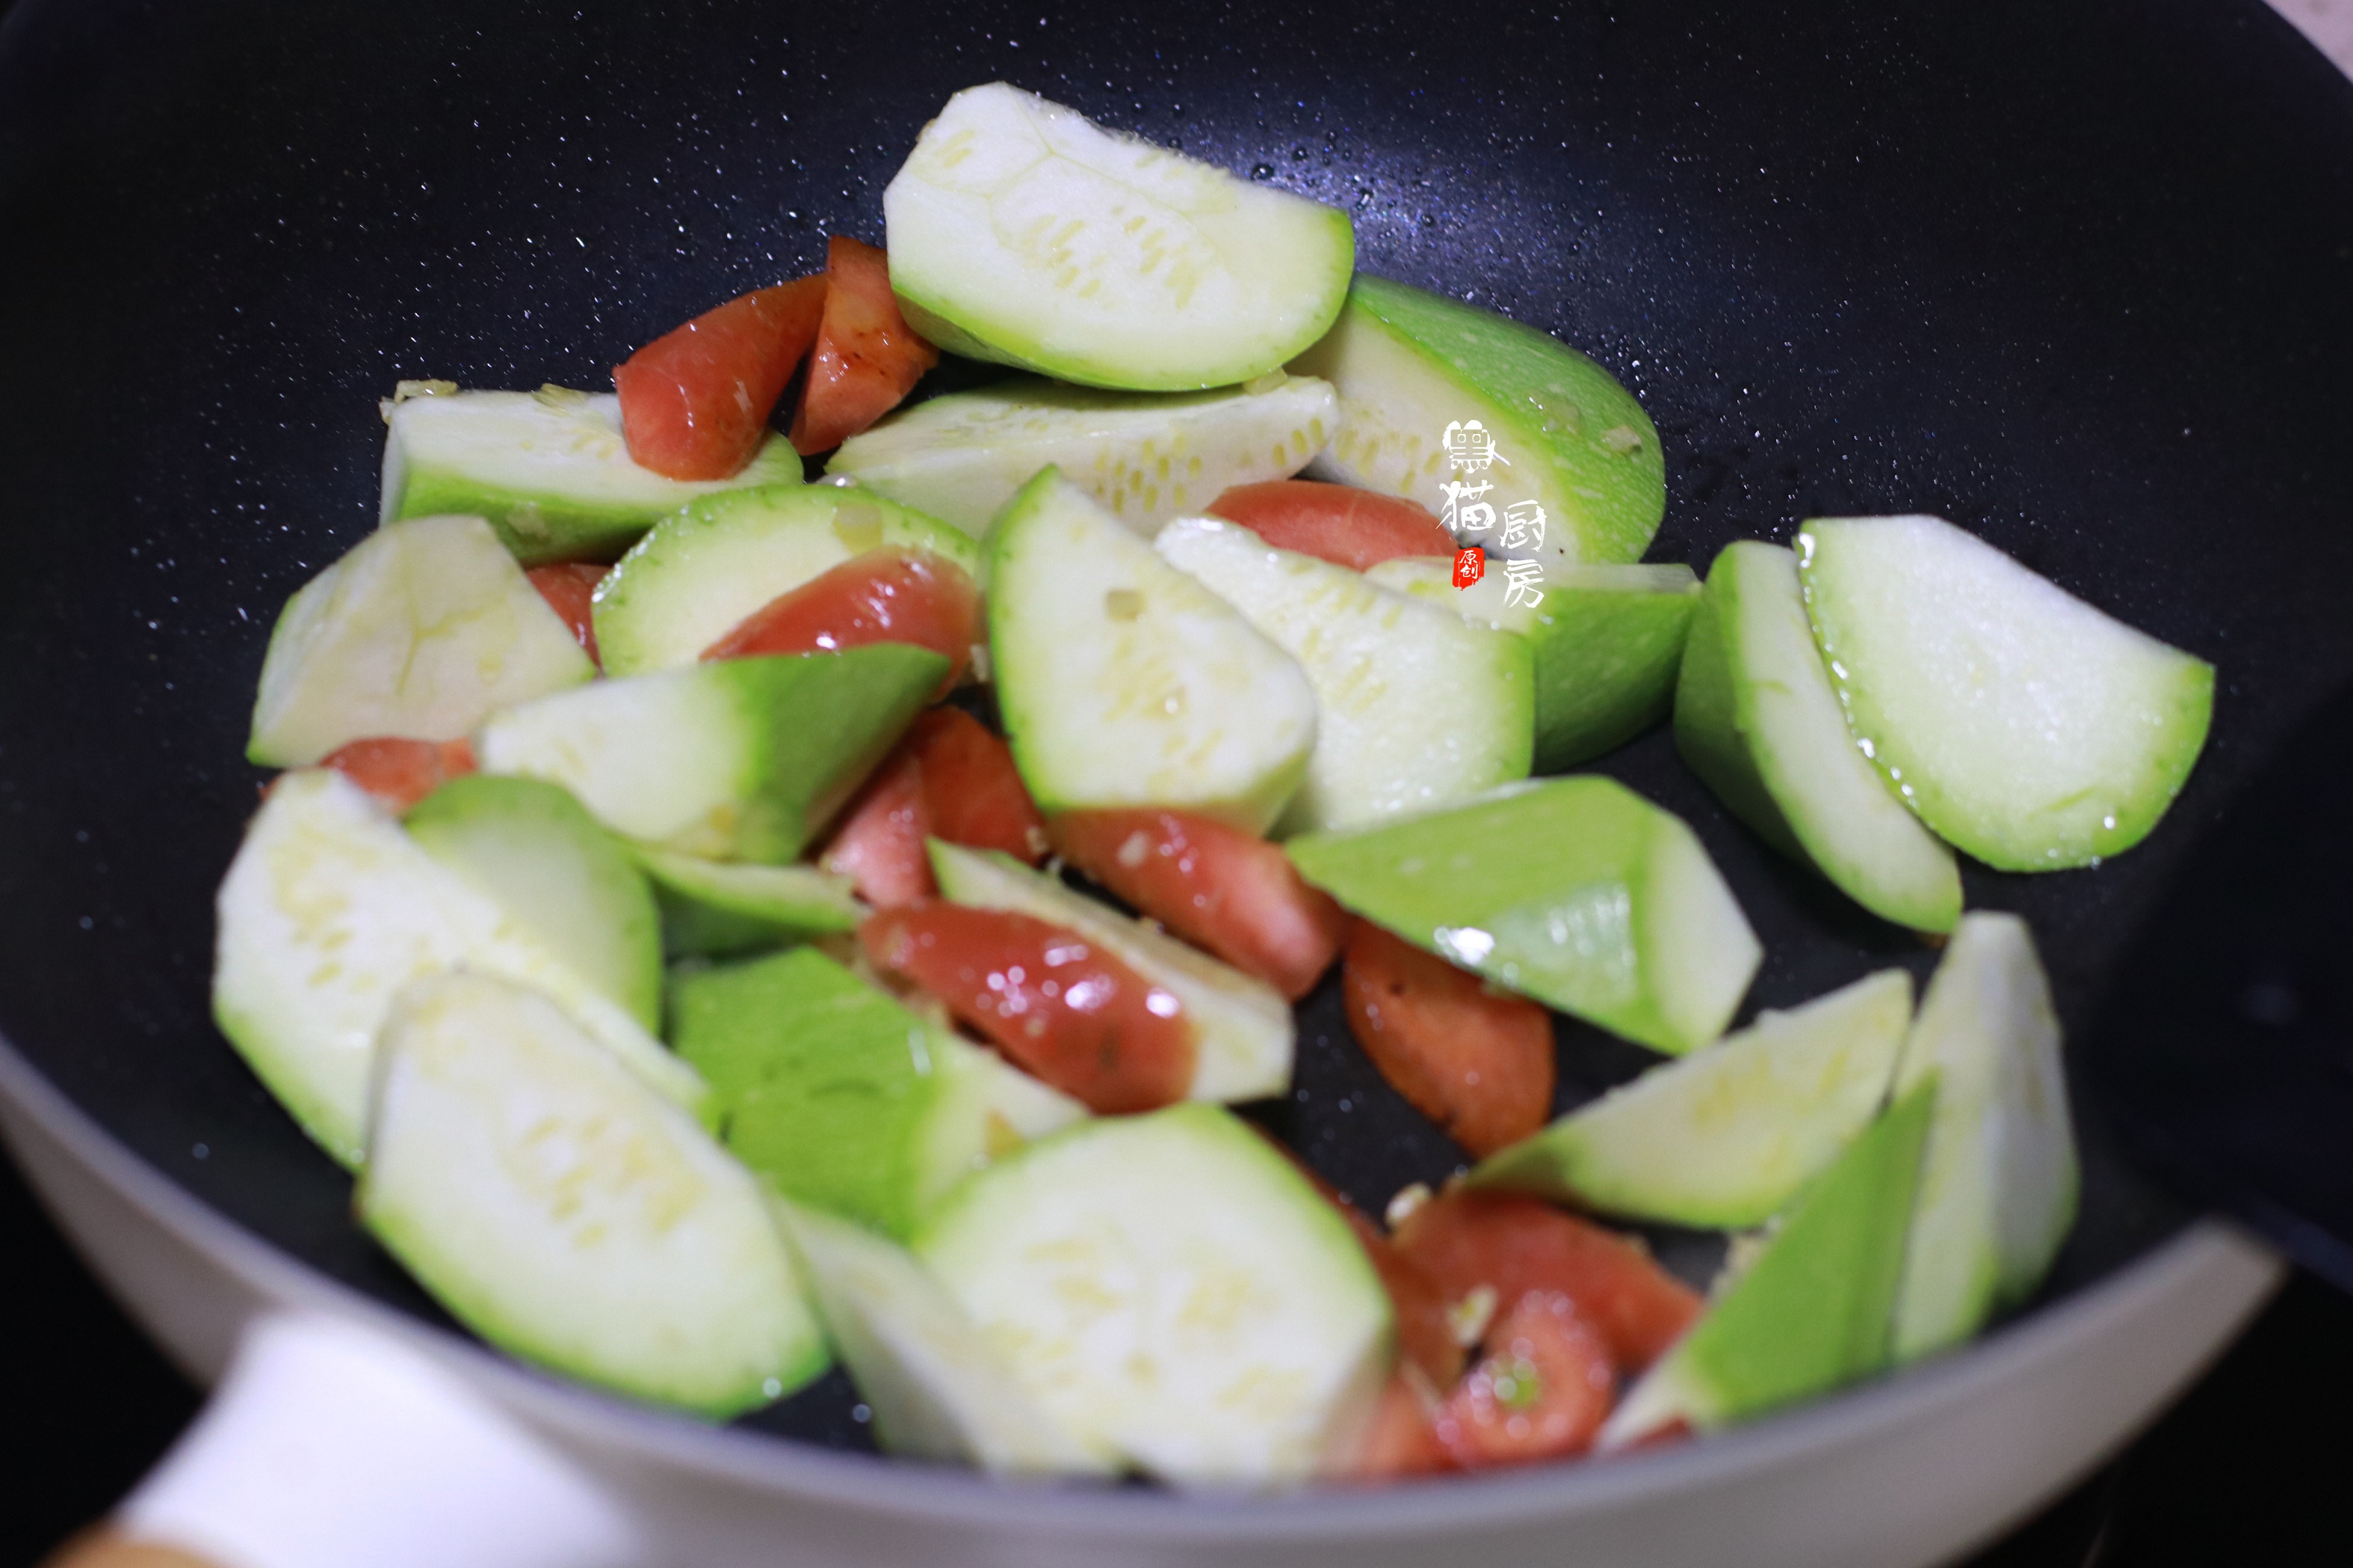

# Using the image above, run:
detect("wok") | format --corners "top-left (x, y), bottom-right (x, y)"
top-left (1, 0), bottom-right (2346, 1561)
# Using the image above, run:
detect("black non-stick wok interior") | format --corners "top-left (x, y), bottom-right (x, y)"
top-left (2, 0), bottom-right (2350, 1460)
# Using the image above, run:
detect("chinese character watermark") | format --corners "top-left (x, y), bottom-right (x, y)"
top-left (1441, 420), bottom-right (1511, 474)
top-left (1441, 421), bottom-right (1542, 604)
top-left (1501, 557), bottom-right (1545, 609)
top-left (1500, 500), bottom-right (1546, 553)
top-left (1438, 477), bottom-right (1497, 536)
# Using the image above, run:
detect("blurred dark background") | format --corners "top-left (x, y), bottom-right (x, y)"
top-left (1, 1142), bottom-right (2348, 1564)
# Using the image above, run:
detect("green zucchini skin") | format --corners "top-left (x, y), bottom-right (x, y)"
top-left (359, 969), bottom-right (824, 1417)
top-left (1797, 514), bottom-right (2214, 871)
top-left (1291, 275), bottom-right (1665, 572)
top-left (1676, 540), bottom-right (1962, 932)
top-left (381, 388), bottom-right (802, 564)
top-left (884, 84), bottom-right (1354, 391)
top-left (1286, 776), bottom-right (1759, 1056)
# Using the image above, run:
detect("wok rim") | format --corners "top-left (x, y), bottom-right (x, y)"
top-left (0, 1024), bottom-right (2283, 1541)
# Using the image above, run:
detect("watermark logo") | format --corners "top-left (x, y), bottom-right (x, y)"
top-left (1441, 420), bottom-right (1510, 473)
top-left (1439, 423), bottom-right (1545, 608)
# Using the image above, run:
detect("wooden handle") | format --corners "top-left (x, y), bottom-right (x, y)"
top-left (41, 1528), bottom-right (226, 1568)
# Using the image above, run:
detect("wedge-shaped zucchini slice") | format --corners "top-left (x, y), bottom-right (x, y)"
top-left (1156, 517), bottom-right (1532, 835)
top-left (593, 483), bottom-right (982, 678)
top-left (474, 646), bottom-right (943, 863)
top-left (777, 1201), bottom-right (1115, 1474)
top-left (1471, 970), bottom-right (1912, 1227)
top-left (212, 769), bottom-right (706, 1167)
top-left (928, 840), bottom-right (1294, 1103)
top-left (379, 386), bottom-right (802, 564)
top-left (404, 774), bottom-right (663, 1032)
top-left (883, 83), bottom-right (1354, 391)
top-left (1368, 556), bottom-right (1699, 771)
top-left (1599, 1077), bottom-right (1937, 1447)
top-left (988, 469), bottom-right (1315, 834)
top-left (914, 1104), bottom-right (1390, 1487)
top-left (358, 970), bottom-right (824, 1416)
top-left (1891, 913), bottom-right (2078, 1362)
top-left (1287, 777), bottom-right (1759, 1056)
top-left (827, 374), bottom-right (1338, 539)
top-left (1796, 514), bottom-right (2214, 871)
top-left (672, 947), bottom-right (1086, 1240)
top-left (248, 514), bottom-right (593, 767)
top-left (630, 846), bottom-right (863, 957)
top-left (1678, 541), bottom-right (1963, 931)
top-left (1289, 275), bottom-right (1664, 569)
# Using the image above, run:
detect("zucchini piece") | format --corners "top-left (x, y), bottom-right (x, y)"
top-left (1286, 777), bottom-right (1759, 1056)
top-left (988, 469), bottom-right (1315, 835)
top-left (776, 1201), bottom-right (1115, 1474)
top-left (672, 947), bottom-right (1086, 1240)
top-left (473, 646), bottom-right (944, 863)
top-left (1289, 275), bottom-right (1664, 569)
top-left (212, 769), bottom-right (707, 1167)
top-left (1470, 970), bottom-right (1912, 1228)
top-left (1599, 1077), bottom-right (1937, 1446)
top-left (1891, 913), bottom-right (2078, 1362)
top-left (404, 775), bottom-right (663, 1032)
top-left (883, 83), bottom-right (1355, 392)
top-left (379, 387), bottom-right (802, 564)
top-left (827, 373), bottom-right (1338, 539)
top-left (1154, 517), bottom-right (1532, 835)
top-left (928, 840), bottom-right (1293, 1104)
top-left (914, 1104), bottom-right (1390, 1487)
top-left (631, 846), bottom-right (863, 957)
top-left (1796, 514), bottom-right (2214, 870)
top-left (357, 970), bottom-right (825, 1416)
top-left (1368, 555), bottom-right (1700, 771)
top-left (593, 483), bottom-right (982, 679)
top-left (1676, 541), bottom-right (1963, 932)
top-left (247, 514), bottom-right (593, 767)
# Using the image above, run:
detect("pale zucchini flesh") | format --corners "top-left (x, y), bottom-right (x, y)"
top-left (472, 646), bottom-right (945, 863)
top-left (883, 83), bottom-right (1355, 391)
top-left (988, 469), bottom-right (1317, 834)
top-left (1286, 777), bottom-right (1759, 1055)
top-left (211, 769), bottom-right (706, 1167)
top-left (1471, 970), bottom-right (1913, 1228)
top-left (1289, 275), bottom-right (1664, 570)
top-left (1891, 913), bottom-right (2078, 1362)
top-left (827, 373), bottom-right (1338, 538)
top-left (1677, 541), bottom-right (1963, 932)
top-left (357, 970), bottom-right (826, 1416)
top-left (380, 387), bottom-right (803, 564)
top-left (914, 1104), bottom-right (1391, 1487)
top-left (927, 839), bottom-right (1295, 1104)
top-left (592, 483), bottom-right (982, 678)
top-left (248, 513), bottom-right (593, 767)
top-left (778, 1201), bottom-right (1115, 1474)
top-left (1155, 517), bottom-right (1533, 835)
top-left (1796, 514), bottom-right (2214, 871)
